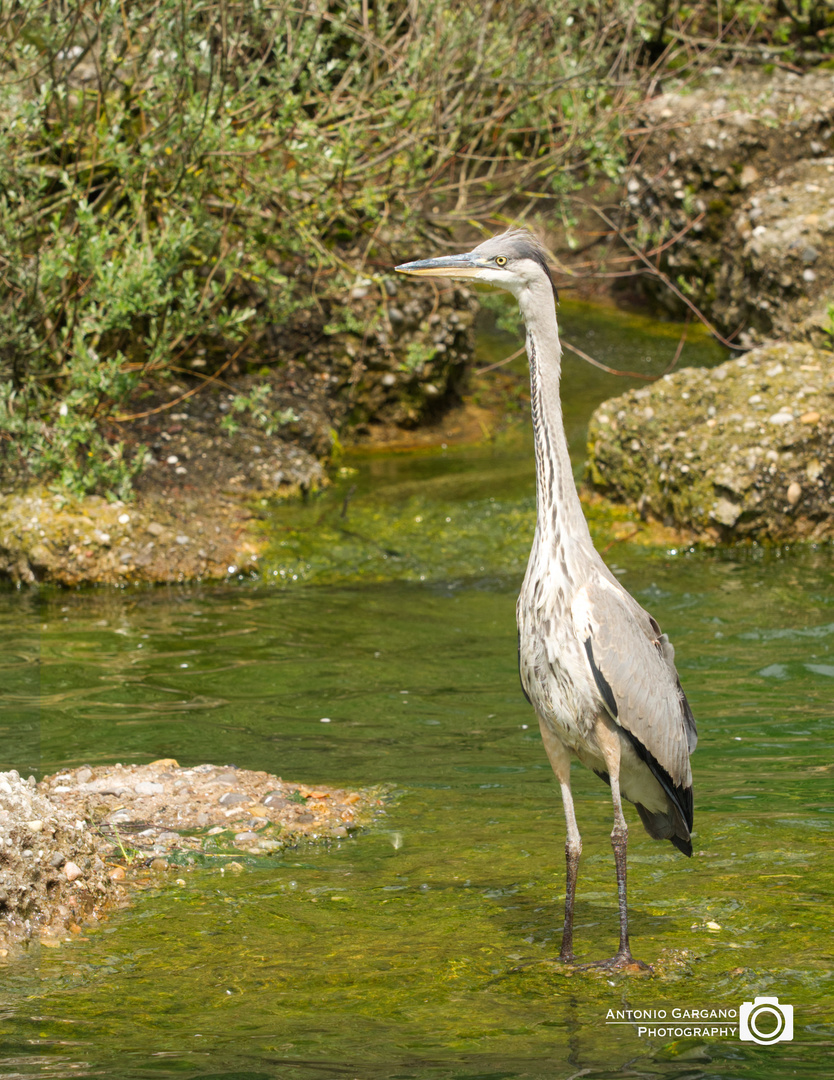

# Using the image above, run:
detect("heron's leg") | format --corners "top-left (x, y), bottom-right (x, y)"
top-left (538, 718), bottom-right (581, 963)
top-left (590, 720), bottom-right (650, 971)
top-left (609, 766), bottom-right (633, 962)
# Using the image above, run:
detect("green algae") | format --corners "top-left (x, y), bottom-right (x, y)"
top-left (257, 296), bottom-right (729, 587)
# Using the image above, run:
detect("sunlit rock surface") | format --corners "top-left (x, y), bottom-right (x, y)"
top-left (586, 343), bottom-right (833, 541)
top-left (625, 67), bottom-right (834, 344)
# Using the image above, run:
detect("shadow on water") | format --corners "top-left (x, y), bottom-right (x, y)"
top-left (0, 301), bottom-right (831, 1078)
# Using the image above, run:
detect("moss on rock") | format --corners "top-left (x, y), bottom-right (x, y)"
top-left (586, 343), bottom-right (834, 542)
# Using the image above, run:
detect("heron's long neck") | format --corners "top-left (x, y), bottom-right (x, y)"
top-left (520, 287), bottom-right (591, 549)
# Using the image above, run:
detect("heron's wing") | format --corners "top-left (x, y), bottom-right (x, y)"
top-left (570, 575), bottom-right (696, 791)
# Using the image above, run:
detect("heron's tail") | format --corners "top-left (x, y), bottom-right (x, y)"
top-left (635, 802), bottom-right (693, 857)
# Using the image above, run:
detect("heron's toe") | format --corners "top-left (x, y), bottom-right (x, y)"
top-left (578, 951), bottom-right (653, 974)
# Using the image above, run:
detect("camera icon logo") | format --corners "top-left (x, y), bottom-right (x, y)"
top-left (739, 997), bottom-right (794, 1044)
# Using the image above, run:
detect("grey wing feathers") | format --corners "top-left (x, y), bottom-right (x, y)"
top-left (572, 578), bottom-right (696, 789)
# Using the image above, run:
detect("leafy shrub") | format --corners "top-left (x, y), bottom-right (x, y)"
top-left (1, 1), bottom-right (804, 497)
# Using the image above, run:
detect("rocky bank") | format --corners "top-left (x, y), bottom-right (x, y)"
top-left (1, 278), bottom-right (476, 585)
top-left (593, 65), bottom-right (834, 540)
top-left (625, 66), bottom-right (834, 346)
top-left (0, 769), bottom-right (121, 953)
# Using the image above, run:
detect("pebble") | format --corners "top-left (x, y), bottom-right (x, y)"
top-left (135, 781), bottom-right (164, 796)
top-left (787, 482), bottom-right (802, 505)
top-left (713, 497), bottom-right (742, 527)
top-left (149, 858), bottom-right (168, 871)
top-left (146, 522), bottom-right (165, 536)
top-left (219, 792), bottom-right (249, 806)
top-left (49, 852), bottom-right (66, 868)
top-left (76, 768), bottom-right (93, 784)
top-left (234, 831), bottom-right (259, 844)
top-left (26, 820), bottom-right (43, 832)
top-left (807, 458), bottom-right (823, 480)
top-left (800, 411), bottom-right (820, 424)
top-left (109, 866), bottom-right (126, 881)
top-left (63, 861), bottom-right (82, 882)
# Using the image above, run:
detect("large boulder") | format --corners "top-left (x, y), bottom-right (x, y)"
top-left (624, 67), bottom-right (834, 344)
top-left (586, 343), bottom-right (833, 542)
top-left (716, 157), bottom-right (834, 346)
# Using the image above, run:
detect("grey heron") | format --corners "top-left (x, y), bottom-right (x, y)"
top-left (396, 230), bottom-right (697, 970)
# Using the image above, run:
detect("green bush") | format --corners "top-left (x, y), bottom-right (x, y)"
top-left (1, 1), bottom-right (800, 497)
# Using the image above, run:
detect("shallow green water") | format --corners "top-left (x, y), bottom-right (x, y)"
top-left (1, 302), bottom-right (832, 1079)
top-left (260, 297), bottom-right (728, 589)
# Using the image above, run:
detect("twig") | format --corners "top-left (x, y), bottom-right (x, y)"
top-left (562, 324), bottom-right (684, 382)
top-left (477, 314), bottom-right (690, 384)
top-left (475, 345), bottom-right (526, 375)
top-left (585, 203), bottom-right (747, 350)
top-left (110, 344), bottom-right (245, 422)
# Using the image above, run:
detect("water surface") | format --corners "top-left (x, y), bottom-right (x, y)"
top-left (0, 301), bottom-right (831, 1079)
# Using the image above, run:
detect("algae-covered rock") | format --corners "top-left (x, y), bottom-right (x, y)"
top-left (0, 488), bottom-right (264, 585)
top-left (586, 343), bottom-right (833, 542)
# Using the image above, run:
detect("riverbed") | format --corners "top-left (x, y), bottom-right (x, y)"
top-left (1, 300), bottom-right (831, 1078)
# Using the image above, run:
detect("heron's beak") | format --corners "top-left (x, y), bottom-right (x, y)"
top-left (395, 252), bottom-right (483, 280)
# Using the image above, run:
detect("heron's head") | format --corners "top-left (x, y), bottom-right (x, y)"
top-left (395, 229), bottom-right (556, 302)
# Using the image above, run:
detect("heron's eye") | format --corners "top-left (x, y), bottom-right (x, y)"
top-left (495, 256), bottom-right (507, 266)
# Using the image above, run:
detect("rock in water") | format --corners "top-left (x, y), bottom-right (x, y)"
top-left (587, 342), bottom-right (832, 542)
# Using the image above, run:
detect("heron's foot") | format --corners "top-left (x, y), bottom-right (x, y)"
top-left (578, 950), bottom-right (653, 974)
